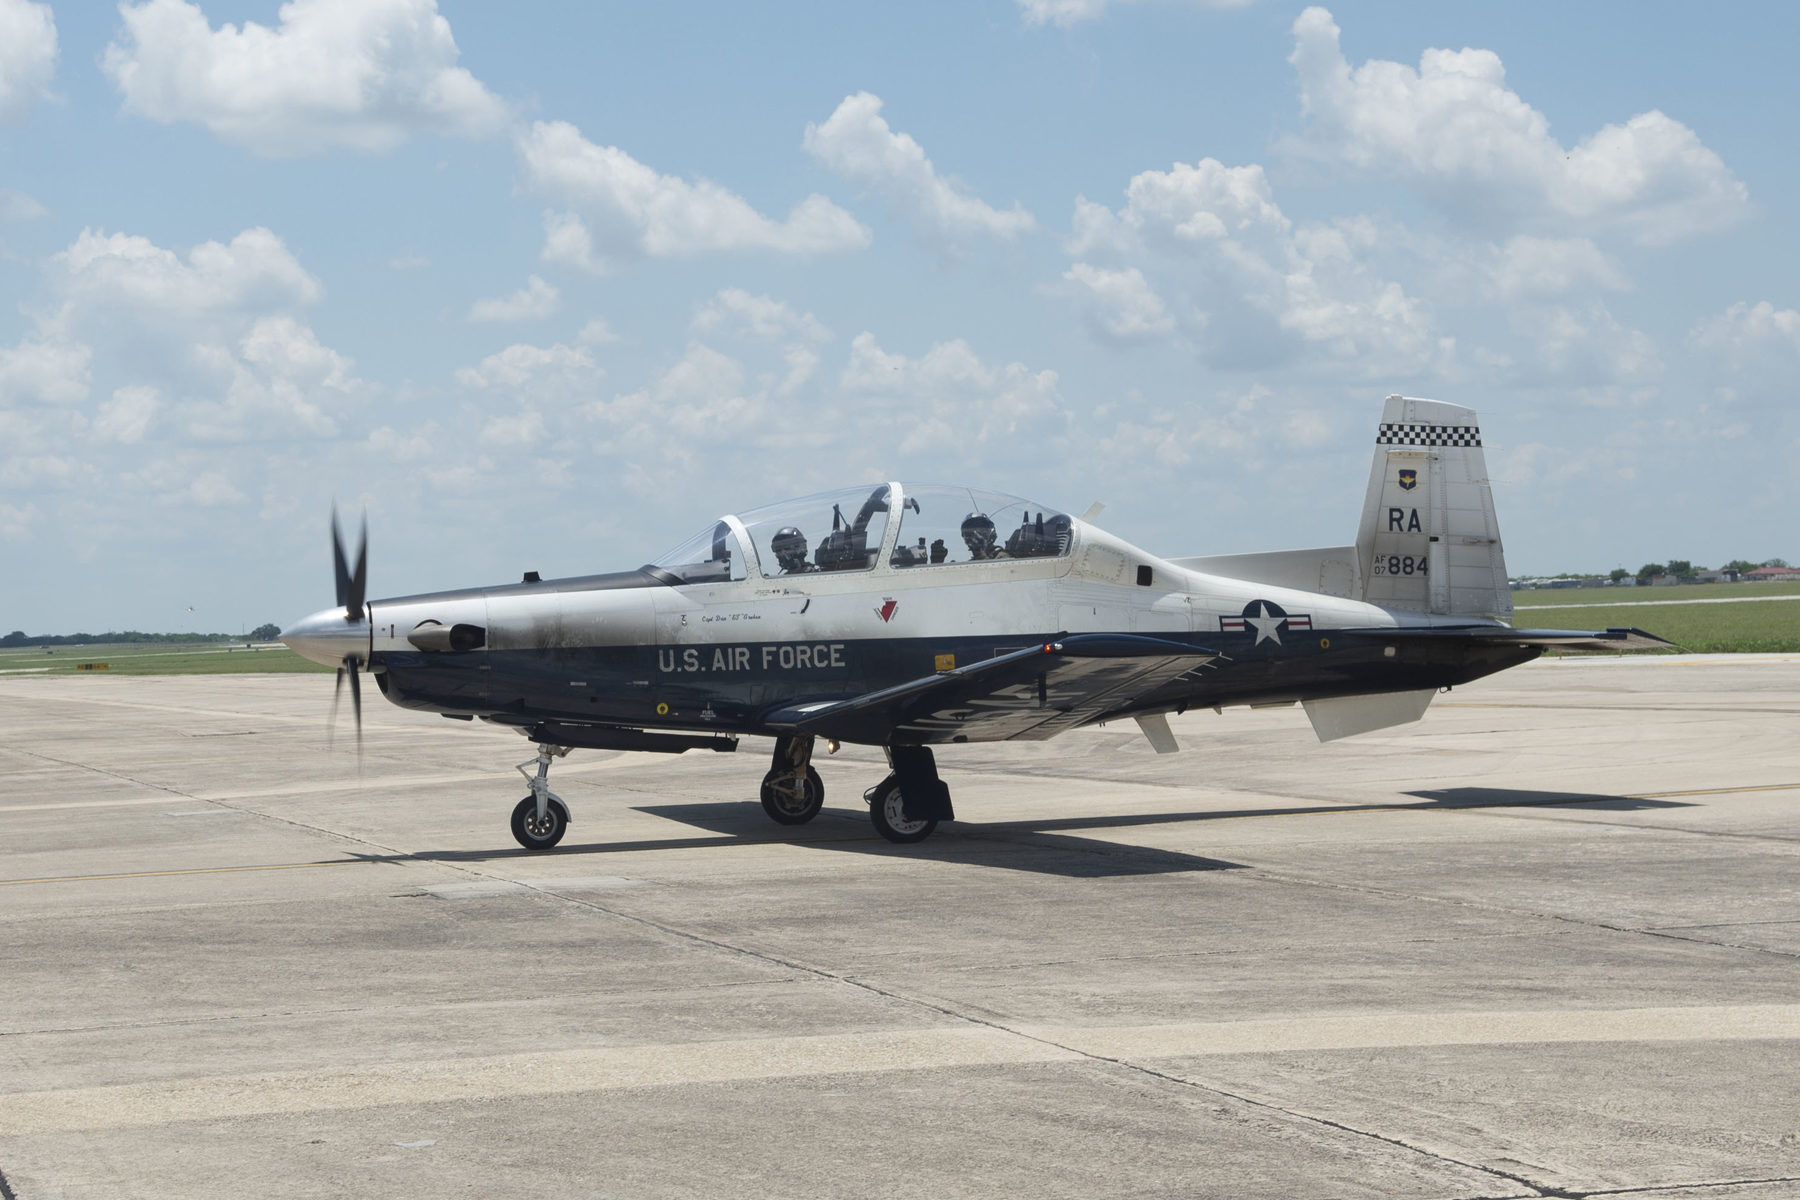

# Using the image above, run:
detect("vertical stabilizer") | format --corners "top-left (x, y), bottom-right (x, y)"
top-left (1355, 396), bottom-right (1512, 619)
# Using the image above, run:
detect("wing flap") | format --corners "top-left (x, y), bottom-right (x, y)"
top-left (765, 634), bottom-right (1218, 745)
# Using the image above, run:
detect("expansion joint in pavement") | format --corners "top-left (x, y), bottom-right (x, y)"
top-left (489, 877), bottom-right (1582, 1197)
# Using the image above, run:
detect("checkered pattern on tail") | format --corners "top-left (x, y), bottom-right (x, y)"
top-left (1375, 423), bottom-right (1482, 448)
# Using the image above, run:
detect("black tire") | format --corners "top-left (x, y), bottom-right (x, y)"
top-left (866, 777), bottom-right (938, 844)
top-left (510, 795), bottom-right (570, 850)
top-left (760, 766), bottom-right (824, 825)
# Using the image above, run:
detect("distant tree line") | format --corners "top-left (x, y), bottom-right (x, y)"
top-left (1626, 557), bottom-right (1789, 583)
top-left (1, 624), bottom-right (284, 647)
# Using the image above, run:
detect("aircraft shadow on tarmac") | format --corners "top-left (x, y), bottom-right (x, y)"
top-left (1403, 787), bottom-right (1695, 811)
top-left (398, 788), bottom-right (1692, 877)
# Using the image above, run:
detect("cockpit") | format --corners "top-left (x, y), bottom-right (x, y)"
top-left (649, 484), bottom-right (1073, 584)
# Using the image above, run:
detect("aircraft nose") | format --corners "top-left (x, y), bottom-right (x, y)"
top-left (281, 607), bottom-right (370, 668)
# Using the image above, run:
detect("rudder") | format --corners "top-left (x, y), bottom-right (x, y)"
top-left (1354, 395), bottom-right (1511, 619)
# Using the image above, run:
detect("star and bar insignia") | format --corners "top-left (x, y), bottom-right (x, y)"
top-left (1220, 600), bottom-right (1312, 646)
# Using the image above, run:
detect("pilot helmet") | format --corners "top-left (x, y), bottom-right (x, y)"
top-left (961, 513), bottom-right (997, 553)
top-left (771, 526), bottom-right (809, 570)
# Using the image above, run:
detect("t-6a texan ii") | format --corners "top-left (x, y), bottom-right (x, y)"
top-left (282, 396), bottom-right (1667, 851)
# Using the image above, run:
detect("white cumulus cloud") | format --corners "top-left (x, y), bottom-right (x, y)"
top-left (103, 0), bottom-right (507, 156)
top-left (517, 120), bottom-right (869, 266)
top-left (0, 337), bottom-right (90, 406)
top-left (1691, 300), bottom-right (1800, 363)
top-left (1064, 162), bottom-right (1446, 375)
top-left (692, 289), bottom-right (830, 345)
top-left (838, 333), bottom-right (1068, 459)
top-left (51, 226), bottom-right (322, 319)
top-left (803, 92), bottom-right (1035, 244)
top-left (29, 227), bottom-right (366, 444)
top-left (456, 339), bottom-right (601, 396)
top-left (95, 385), bottom-right (162, 443)
top-left (1487, 236), bottom-right (1627, 299)
top-left (1286, 7), bottom-right (1749, 244)
top-left (0, 0), bottom-right (56, 126)
top-left (1060, 264), bottom-right (1176, 344)
top-left (467, 275), bottom-right (560, 323)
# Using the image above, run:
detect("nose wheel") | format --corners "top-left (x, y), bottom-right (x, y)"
top-left (511, 794), bottom-right (570, 849)
top-left (761, 735), bottom-right (824, 825)
top-left (512, 742), bottom-right (572, 850)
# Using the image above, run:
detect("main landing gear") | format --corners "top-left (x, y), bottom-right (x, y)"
top-left (511, 742), bottom-right (572, 850)
top-left (865, 745), bottom-right (954, 845)
top-left (761, 735), bottom-right (825, 825)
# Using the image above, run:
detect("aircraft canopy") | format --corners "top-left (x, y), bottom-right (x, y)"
top-left (651, 483), bottom-right (1072, 583)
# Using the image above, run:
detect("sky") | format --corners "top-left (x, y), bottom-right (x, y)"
top-left (1, 0), bottom-right (1796, 634)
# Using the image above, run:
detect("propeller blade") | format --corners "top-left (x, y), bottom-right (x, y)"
top-left (328, 663), bottom-right (344, 749)
top-left (345, 653), bottom-right (363, 759)
top-left (332, 507), bottom-right (369, 622)
top-left (332, 506), bottom-right (351, 612)
top-left (348, 515), bottom-right (368, 624)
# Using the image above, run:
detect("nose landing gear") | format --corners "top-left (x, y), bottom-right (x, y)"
top-left (760, 734), bottom-right (824, 825)
top-left (511, 743), bottom-right (572, 850)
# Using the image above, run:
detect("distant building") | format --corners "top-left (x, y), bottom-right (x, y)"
top-left (1746, 565), bottom-right (1800, 582)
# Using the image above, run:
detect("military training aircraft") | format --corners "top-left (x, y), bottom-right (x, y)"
top-left (281, 396), bottom-right (1667, 851)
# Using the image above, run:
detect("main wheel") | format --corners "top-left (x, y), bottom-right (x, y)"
top-left (866, 776), bottom-right (938, 844)
top-left (510, 795), bottom-right (570, 850)
top-left (760, 766), bottom-right (824, 825)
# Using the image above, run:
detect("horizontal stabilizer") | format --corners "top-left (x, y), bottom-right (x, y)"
top-left (1304, 689), bottom-right (1435, 742)
top-left (765, 633), bottom-right (1217, 745)
top-left (1168, 546), bottom-right (1359, 598)
top-left (1342, 625), bottom-right (1674, 652)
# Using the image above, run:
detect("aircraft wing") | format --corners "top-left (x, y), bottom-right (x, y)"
top-left (765, 633), bottom-right (1219, 745)
top-left (1342, 625), bottom-right (1674, 652)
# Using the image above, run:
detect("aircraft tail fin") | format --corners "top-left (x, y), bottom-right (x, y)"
top-left (1354, 396), bottom-right (1512, 620)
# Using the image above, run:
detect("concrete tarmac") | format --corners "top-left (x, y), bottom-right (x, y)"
top-left (1, 656), bottom-right (1797, 1199)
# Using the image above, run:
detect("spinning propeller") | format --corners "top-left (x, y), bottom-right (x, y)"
top-left (328, 508), bottom-right (367, 753)
top-left (280, 508), bottom-right (372, 755)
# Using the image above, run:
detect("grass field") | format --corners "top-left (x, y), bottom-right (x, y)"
top-left (1514, 581), bottom-right (1800, 607)
top-left (0, 642), bottom-right (333, 677)
top-left (1512, 582), bottom-right (1800, 652)
top-left (1523, 598), bottom-right (1800, 654)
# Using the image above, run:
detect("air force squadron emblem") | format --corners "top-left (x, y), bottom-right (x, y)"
top-left (1397, 468), bottom-right (1418, 491)
top-left (876, 598), bottom-right (898, 623)
top-left (1220, 600), bottom-right (1311, 646)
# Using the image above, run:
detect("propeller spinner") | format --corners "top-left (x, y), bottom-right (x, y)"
top-left (281, 508), bottom-right (371, 753)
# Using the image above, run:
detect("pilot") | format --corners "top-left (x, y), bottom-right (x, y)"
top-left (961, 513), bottom-right (1006, 561)
top-left (771, 526), bottom-right (813, 574)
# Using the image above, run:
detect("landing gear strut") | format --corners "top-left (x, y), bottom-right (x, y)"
top-left (511, 743), bottom-right (572, 850)
top-left (866, 745), bottom-right (953, 844)
top-left (761, 735), bottom-right (824, 825)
